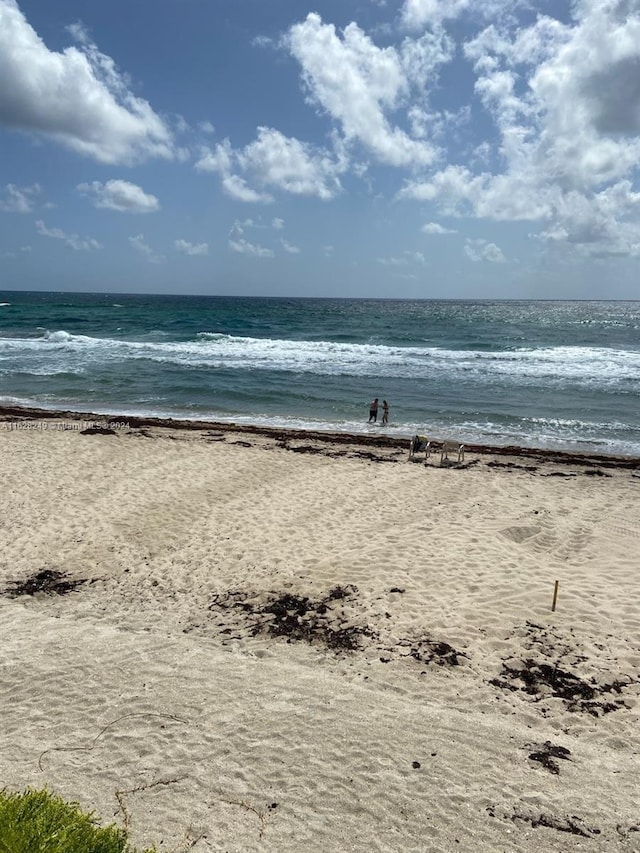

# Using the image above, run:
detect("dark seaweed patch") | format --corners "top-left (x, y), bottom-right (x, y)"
top-left (490, 658), bottom-right (631, 715)
top-left (3, 569), bottom-right (87, 597)
top-left (398, 637), bottom-right (467, 667)
top-left (616, 823), bottom-right (640, 838)
top-left (276, 440), bottom-right (398, 463)
top-left (509, 809), bottom-right (600, 838)
top-left (348, 450), bottom-right (398, 463)
top-left (131, 428), bottom-right (154, 438)
top-left (208, 585), bottom-right (376, 652)
top-left (527, 741), bottom-right (571, 774)
top-left (520, 620), bottom-right (587, 664)
top-left (207, 584), bottom-right (466, 664)
top-left (487, 461), bottom-right (538, 472)
top-left (439, 459), bottom-right (479, 470)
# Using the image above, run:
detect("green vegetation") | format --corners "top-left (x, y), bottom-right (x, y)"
top-left (0, 788), bottom-right (156, 853)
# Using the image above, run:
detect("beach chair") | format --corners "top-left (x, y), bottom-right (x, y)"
top-left (409, 434), bottom-right (431, 460)
top-left (440, 440), bottom-right (465, 464)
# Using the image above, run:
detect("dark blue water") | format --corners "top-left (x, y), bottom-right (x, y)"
top-left (1, 292), bottom-right (639, 455)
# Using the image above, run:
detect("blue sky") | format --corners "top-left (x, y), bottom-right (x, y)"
top-left (1, 0), bottom-right (640, 298)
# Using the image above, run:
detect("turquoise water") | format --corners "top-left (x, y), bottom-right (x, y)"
top-left (1, 292), bottom-right (639, 455)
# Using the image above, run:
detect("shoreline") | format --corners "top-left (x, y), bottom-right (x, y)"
top-left (2, 402), bottom-right (640, 469)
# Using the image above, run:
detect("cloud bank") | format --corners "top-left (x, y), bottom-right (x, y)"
top-left (0, 0), bottom-right (174, 164)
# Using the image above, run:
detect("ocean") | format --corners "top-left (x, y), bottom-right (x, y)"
top-left (1, 291), bottom-right (639, 456)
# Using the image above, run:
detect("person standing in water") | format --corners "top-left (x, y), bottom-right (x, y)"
top-left (382, 400), bottom-right (389, 424)
top-left (368, 398), bottom-right (379, 422)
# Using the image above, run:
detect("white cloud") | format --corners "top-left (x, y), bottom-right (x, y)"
top-left (287, 14), bottom-right (437, 168)
top-left (222, 174), bottom-right (273, 204)
top-left (281, 239), bottom-right (301, 254)
top-left (36, 218), bottom-right (102, 251)
top-left (399, 30), bottom-right (454, 92)
top-left (422, 221), bottom-right (457, 234)
top-left (401, 0), bottom-right (523, 31)
top-left (400, 164), bottom-right (556, 220)
top-left (66, 21), bottom-right (91, 46)
top-left (229, 219), bottom-right (249, 238)
top-left (196, 141), bottom-right (273, 201)
top-left (3, 244), bottom-right (32, 257)
top-left (401, 0), bottom-right (470, 30)
top-left (252, 34), bottom-right (277, 50)
top-left (77, 179), bottom-right (160, 212)
top-left (397, 0), bottom-right (640, 257)
top-left (197, 128), bottom-right (342, 201)
top-left (0, 183), bottom-right (41, 213)
top-left (175, 239), bottom-right (209, 256)
top-left (196, 139), bottom-right (233, 174)
top-left (537, 181), bottom-right (640, 257)
top-left (525, 6), bottom-right (640, 188)
top-left (242, 127), bottom-right (342, 199)
top-left (235, 218), bottom-right (257, 231)
top-left (0, 0), bottom-right (174, 164)
top-left (377, 250), bottom-right (425, 265)
top-left (272, 218), bottom-right (284, 229)
top-left (229, 238), bottom-right (274, 258)
top-left (128, 233), bottom-right (164, 263)
top-left (228, 219), bottom-right (275, 256)
top-left (464, 238), bottom-right (506, 262)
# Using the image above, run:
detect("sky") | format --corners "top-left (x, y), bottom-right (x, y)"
top-left (1, 0), bottom-right (640, 298)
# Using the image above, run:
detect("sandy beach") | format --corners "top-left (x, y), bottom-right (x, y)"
top-left (1, 408), bottom-right (639, 852)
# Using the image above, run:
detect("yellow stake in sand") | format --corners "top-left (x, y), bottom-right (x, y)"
top-left (551, 580), bottom-right (559, 612)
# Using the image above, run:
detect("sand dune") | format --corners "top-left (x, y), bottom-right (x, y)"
top-left (1, 415), bottom-right (639, 851)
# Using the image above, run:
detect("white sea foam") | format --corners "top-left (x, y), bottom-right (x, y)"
top-left (2, 330), bottom-right (637, 388)
top-left (44, 330), bottom-right (74, 343)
